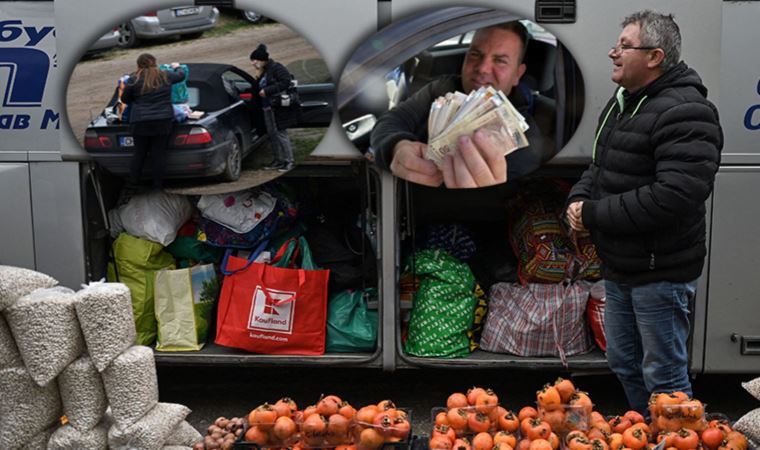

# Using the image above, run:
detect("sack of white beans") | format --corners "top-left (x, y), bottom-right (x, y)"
top-left (58, 356), bottom-right (108, 431)
top-left (0, 366), bottom-right (62, 450)
top-left (741, 376), bottom-right (760, 402)
top-left (0, 313), bottom-right (22, 368)
top-left (164, 420), bottom-right (202, 447)
top-left (102, 345), bottom-right (159, 429)
top-left (74, 282), bottom-right (136, 372)
top-left (107, 403), bottom-right (191, 450)
top-left (48, 421), bottom-right (109, 450)
top-left (5, 287), bottom-right (85, 386)
top-left (0, 265), bottom-right (57, 311)
top-left (733, 407), bottom-right (760, 443)
top-left (21, 425), bottom-right (56, 450)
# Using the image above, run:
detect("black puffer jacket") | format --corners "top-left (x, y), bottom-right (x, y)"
top-left (568, 62), bottom-right (723, 285)
top-left (122, 67), bottom-right (185, 123)
top-left (370, 75), bottom-right (551, 180)
top-left (258, 59), bottom-right (299, 130)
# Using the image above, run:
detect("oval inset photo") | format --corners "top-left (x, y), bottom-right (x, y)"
top-left (67, 5), bottom-right (334, 195)
top-left (338, 6), bottom-right (584, 189)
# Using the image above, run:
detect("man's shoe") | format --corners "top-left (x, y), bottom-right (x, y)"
top-left (263, 161), bottom-right (284, 170)
top-left (277, 162), bottom-right (295, 172)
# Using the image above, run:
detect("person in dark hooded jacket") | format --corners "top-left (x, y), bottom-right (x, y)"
top-left (250, 43), bottom-right (298, 172)
top-left (565, 11), bottom-right (723, 415)
top-left (121, 53), bottom-right (185, 189)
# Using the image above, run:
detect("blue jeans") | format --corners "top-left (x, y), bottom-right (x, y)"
top-left (604, 279), bottom-right (696, 416)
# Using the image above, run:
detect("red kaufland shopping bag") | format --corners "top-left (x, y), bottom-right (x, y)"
top-left (215, 238), bottom-right (330, 355)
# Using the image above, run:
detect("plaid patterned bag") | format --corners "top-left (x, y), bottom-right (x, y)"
top-left (480, 281), bottom-right (594, 365)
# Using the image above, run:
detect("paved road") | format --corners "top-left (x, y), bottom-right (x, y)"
top-left (157, 366), bottom-right (759, 438)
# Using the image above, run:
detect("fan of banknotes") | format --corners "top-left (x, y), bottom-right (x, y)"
top-left (425, 86), bottom-right (530, 167)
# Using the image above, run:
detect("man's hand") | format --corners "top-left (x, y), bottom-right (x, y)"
top-left (259, 89), bottom-right (266, 97)
top-left (566, 201), bottom-right (586, 231)
top-left (390, 140), bottom-right (443, 187)
top-left (441, 129), bottom-right (507, 189)
top-left (169, 62), bottom-right (180, 69)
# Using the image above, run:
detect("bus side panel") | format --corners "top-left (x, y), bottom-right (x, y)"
top-left (705, 168), bottom-right (760, 373)
top-left (0, 164), bottom-right (36, 269)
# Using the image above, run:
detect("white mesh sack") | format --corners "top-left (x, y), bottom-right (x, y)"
top-left (0, 265), bottom-right (57, 311)
top-left (162, 446), bottom-right (192, 450)
top-left (0, 313), bottom-right (22, 368)
top-left (5, 287), bottom-right (85, 386)
top-left (107, 403), bottom-right (191, 450)
top-left (21, 425), bottom-right (55, 450)
top-left (101, 345), bottom-right (159, 429)
top-left (47, 421), bottom-right (109, 450)
top-left (741, 376), bottom-right (760, 402)
top-left (164, 420), bottom-right (202, 447)
top-left (0, 366), bottom-right (62, 450)
top-left (74, 282), bottom-right (136, 372)
top-left (58, 356), bottom-right (108, 431)
top-left (733, 407), bottom-right (760, 443)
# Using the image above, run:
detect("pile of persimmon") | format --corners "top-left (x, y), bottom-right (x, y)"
top-left (536, 378), bottom-right (594, 433)
top-left (648, 392), bottom-right (707, 432)
top-left (353, 399), bottom-right (411, 450)
top-left (245, 397), bottom-right (301, 447)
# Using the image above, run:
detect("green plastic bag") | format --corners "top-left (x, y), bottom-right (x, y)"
top-left (160, 63), bottom-right (189, 104)
top-left (154, 264), bottom-right (219, 351)
top-left (272, 236), bottom-right (320, 270)
top-left (107, 233), bottom-right (176, 345)
top-left (326, 288), bottom-right (378, 352)
top-left (166, 236), bottom-right (224, 268)
top-left (404, 249), bottom-right (478, 358)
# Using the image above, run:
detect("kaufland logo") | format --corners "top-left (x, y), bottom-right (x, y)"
top-left (247, 286), bottom-right (296, 334)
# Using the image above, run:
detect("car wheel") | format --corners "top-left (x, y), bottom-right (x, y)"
top-left (117, 21), bottom-right (139, 48)
top-left (183, 32), bottom-right (204, 40)
top-left (222, 134), bottom-right (242, 181)
top-left (242, 11), bottom-right (266, 23)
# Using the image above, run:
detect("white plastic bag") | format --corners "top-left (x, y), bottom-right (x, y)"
top-left (108, 191), bottom-right (192, 246)
top-left (197, 189), bottom-right (276, 234)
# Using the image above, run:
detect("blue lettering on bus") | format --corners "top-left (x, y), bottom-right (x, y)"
top-left (0, 47), bottom-right (50, 107)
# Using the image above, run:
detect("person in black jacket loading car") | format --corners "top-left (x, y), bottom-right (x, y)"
top-left (370, 21), bottom-right (550, 188)
top-left (250, 43), bottom-right (297, 172)
top-left (565, 11), bottom-right (723, 416)
top-left (121, 53), bottom-right (185, 189)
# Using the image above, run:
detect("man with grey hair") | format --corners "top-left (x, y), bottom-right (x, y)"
top-left (565, 11), bottom-right (722, 415)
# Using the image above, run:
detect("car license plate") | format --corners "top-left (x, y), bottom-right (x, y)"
top-left (119, 136), bottom-right (134, 148)
top-left (174, 7), bottom-right (200, 17)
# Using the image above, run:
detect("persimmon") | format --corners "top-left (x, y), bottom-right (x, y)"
top-left (433, 425), bottom-right (456, 443)
top-left (589, 411), bottom-right (606, 426)
top-left (529, 439), bottom-right (553, 450)
top-left (302, 405), bottom-right (319, 419)
top-left (680, 399), bottom-right (704, 419)
top-left (653, 393), bottom-right (683, 417)
top-left (525, 418), bottom-right (552, 440)
top-left (657, 431), bottom-right (677, 448)
top-left (356, 405), bottom-right (380, 425)
top-left (568, 437), bottom-right (592, 450)
top-left (629, 422), bottom-right (650, 435)
top-left (622, 427), bottom-right (648, 450)
top-left (244, 426), bottom-right (269, 445)
top-left (518, 406), bottom-right (539, 422)
top-left (339, 402), bottom-right (356, 420)
top-left (316, 396), bottom-right (340, 417)
top-left (569, 391), bottom-right (594, 416)
top-left (471, 432), bottom-right (493, 450)
top-left (587, 428), bottom-right (607, 441)
top-left (430, 435), bottom-right (454, 450)
top-left (302, 413), bottom-right (327, 438)
top-left (467, 387), bottom-right (487, 406)
top-left (373, 413), bottom-right (395, 437)
top-left (547, 432), bottom-right (560, 450)
top-left (537, 385), bottom-right (562, 411)
top-left (358, 428), bottom-right (385, 450)
top-left (493, 431), bottom-right (518, 448)
top-left (326, 414), bottom-right (350, 443)
top-left (499, 410), bottom-right (520, 433)
top-left (392, 417), bottom-right (411, 440)
top-left (377, 399), bottom-right (396, 411)
top-left (701, 428), bottom-right (725, 450)
top-left (335, 445), bottom-right (357, 450)
top-left (249, 404), bottom-right (278, 430)
top-left (590, 438), bottom-right (609, 450)
top-left (725, 431), bottom-right (748, 450)
top-left (591, 420), bottom-right (611, 434)
top-left (489, 406), bottom-right (507, 423)
top-left (448, 392), bottom-right (469, 410)
top-left (274, 397), bottom-right (298, 418)
top-left (623, 411), bottom-right (645, 425)
top-left (673, 428), bottom-right (698, 450)
top-left (467, 412), bottom-right (491, 433)
top-left (273, 416), bottom-right (297, 441)
top-left (540, 408), bottom-right (565, 433)
top-left (554, 377), bottom-right (576, 403)
top-left (453, 438), bottom-right (471, 450)
top-left (447, 408), bottom-right (469, 431)
top-left (517, 440), bottom-right (532, 450)
top-left (707, 419), bottom-right (732, 432)
top-left (493, 443), bottom-right (514, 450)
top-left (475, 389), bottom-right (499, 414)
top-left (608, 433), bottom-right (624, 450)
top-left (435, 411), bottom-right (450, 427)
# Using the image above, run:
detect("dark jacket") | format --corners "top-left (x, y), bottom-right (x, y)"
top-left (567, 62), bottom-right (723, 285)
top-left (258, 59), bottom-right (299, 130)
top-left (122, 67), bottom-right (185, 123)
top-left (369, 75), bottom-right (550, 180)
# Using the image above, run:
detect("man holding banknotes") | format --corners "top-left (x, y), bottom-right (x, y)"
top-left (370, 21), bottom-right (546, 188)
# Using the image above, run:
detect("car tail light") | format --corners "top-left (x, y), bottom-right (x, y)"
top-left (143, 11), bottom-right (157, 17)
top-left (84, 131), bottom-right (113, 149)
top-left (174, 127), bottom-right (212, 146)
top-left (240, 92), bottom-right (253, 100)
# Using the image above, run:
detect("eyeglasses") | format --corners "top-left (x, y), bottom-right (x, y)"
top-left (610, 44), bottom-right (658, 54)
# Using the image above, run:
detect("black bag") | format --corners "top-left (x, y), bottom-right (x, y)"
top-left (273, 76), bottom-right (301, 109)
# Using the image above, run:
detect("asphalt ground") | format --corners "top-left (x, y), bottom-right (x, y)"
top-left (157, 366), bottom-right (760, 438)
